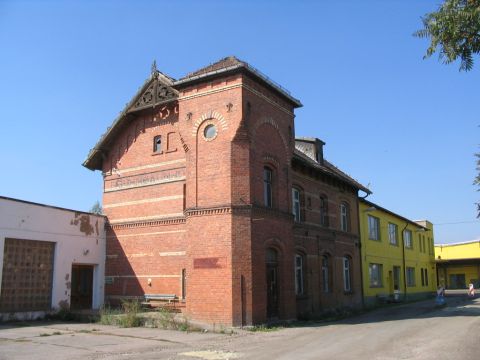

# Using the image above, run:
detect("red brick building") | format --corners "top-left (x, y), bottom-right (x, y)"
top-left (83, 57), bottom-right (370, 325)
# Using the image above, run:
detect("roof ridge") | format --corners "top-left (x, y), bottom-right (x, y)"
top-left (181, 56), bottom-right (244, 79)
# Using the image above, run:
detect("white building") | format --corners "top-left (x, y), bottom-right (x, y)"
top-left (0, 196), bottom-right (106, 320)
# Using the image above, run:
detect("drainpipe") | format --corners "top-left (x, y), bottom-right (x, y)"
top-left (401, 222), bottom-right (408, 302)
top-left (356, 199), bottom-right (365, 308)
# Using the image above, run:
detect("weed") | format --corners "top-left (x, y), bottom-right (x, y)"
top-left (98, 301), bottom-right (143, 328)
top-left (156, 306), bottom-right (177, 329)
top-left (98, 305), bottom-right (121, 325)
top-left (248, 325), bottom-right (282, 332)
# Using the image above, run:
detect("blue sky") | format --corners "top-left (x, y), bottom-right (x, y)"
top-left (0, 0), bottom-right (478, 244)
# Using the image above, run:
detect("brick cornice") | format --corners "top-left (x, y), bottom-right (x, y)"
top-left (108, 216), bottom-right (186, 229)
top-left (185, 204), bottom-right (252, 217)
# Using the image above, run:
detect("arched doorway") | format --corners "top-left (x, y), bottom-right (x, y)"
top-left (266, 248), bottom-right (279, 318)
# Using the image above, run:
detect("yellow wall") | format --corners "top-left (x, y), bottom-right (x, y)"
top-left (359, 201), bottom-right (436, 305)
top-left (435, 241), bottom-right (480, 288)
top-left (435, 241), bottom-right (480, 260)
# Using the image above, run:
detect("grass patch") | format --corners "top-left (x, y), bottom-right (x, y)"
top-left (99, 300), bottom-right (143, 328)
top-left (248, 325), bottom-right (282, 332)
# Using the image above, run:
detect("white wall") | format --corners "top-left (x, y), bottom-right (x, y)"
top-left (0, 197), bottom-right (106, 311)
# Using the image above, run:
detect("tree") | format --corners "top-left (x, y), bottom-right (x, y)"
top-left (89, 200), bottom-right (103, 215)
top-left (414, 0), bottom-right (480, 71)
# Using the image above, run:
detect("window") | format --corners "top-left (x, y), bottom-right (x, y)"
top-left (422, 236), bottom-right (426, 253)
top-left (340, 202), bottom-right (350, 232)
top-left (419, 234), bottom-right (423, 252)
top-left (263, 167), bottom-right (273, 208)
top-left (295, 254), bottom-right (305, 296)
top-left (369, 263), bottom-right (383, 287)
top-left (319, 195), bottom-right (329, 227)
top-left (203, 124), bottom-right (217, 139)
top-left (368, 215), bottom-right (381, 241)
top-left (321, 255), bottom-right (330, 293)
top-left (388, 223), bottom-right (398, 245)
top-left (404, 229), bottom-right (413, 249)
top-left (153, 135), bottom-right (162, 153)
top-left (343, 256), bottom-right (352, 292)
top-left (292, 188), bottom-right (301, 222)
top-left (421, 268), bottom-right (429, 287)
top-left (406, 267), bottom-right (415, 287)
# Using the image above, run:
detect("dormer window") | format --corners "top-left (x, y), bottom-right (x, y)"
top-left (153, 135), bottom-right (162, 153)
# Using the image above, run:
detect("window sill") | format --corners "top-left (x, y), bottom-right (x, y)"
top-left (296, 294), bottom-right (308, 300)
top-left (343, 291), bottom-right (354, 296)
top-left (370, 285), bottom-right (384, 288)
top-left (151, 151), bottom-right (164, 156)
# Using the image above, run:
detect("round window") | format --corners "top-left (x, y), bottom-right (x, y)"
top-left (204, 124), bottom-right (217, 140)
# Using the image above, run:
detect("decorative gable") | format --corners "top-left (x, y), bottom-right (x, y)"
top-left (128, 72), bottom-right (178, 113)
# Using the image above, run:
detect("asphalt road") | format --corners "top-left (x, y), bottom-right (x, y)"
top-left (1, 294), bottom-right (479, 360)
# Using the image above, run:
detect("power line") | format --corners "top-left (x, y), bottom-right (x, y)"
top-left (434, 220), bottom-right (480, 225)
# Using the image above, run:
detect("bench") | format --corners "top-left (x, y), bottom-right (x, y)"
top-left (142, 294), bottom-right (178, 309)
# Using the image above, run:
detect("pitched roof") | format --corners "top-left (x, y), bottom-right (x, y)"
top-left (83, 71), bottom-right (178, 170)
top-left (83, 56), bottom-right (302, 171)
top-left (293, 149), bottom-right (371, 194)
top-left (175, 56), bottom-right (302, 107)
top-left (360, 198), bottom-right (429, 230)
top-left (182, 56), bottom-right (243, 78)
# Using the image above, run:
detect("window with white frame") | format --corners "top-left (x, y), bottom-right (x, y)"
top-left (322, 255), bottom-right (329, 293)
top-left (388, 223), bottom-right (398, 245)
top-left (263, 167), bottom-right (273, 208)
top-left (404, 229), bottom-right (413, 249)
top-left (369, 263), bottom-right (383, 287)
top-left (406, 267), bottom-right (415, 286)
top-left (368, 215), bottom-right (381, 241)
top-left (295, 254), bottom-right (304, 296)
top-left (343, 256), bottom-right (352, 292)
top-left (340, 203), bottom-right (349, 232)
top-left (292, 188), bottom-right (301, 222)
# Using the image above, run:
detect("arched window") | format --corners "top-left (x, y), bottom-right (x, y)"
top-left (320, 195), bottom-right (329, 227)
top-left (343, 256), bottom-right (352, 292)
top-left (295, 253), bottom-right (305, 296)
top-left (292, 187), bottom-right (305, 222)
top-left (321, 255), bottom-right (330, 293)
top-left (153, 135), bottom-right (162, 153)
top-left (263, 167), bottom-right (273, 208)
top-left (340, 202), bottom-right (350, 232)
top-left (266, 248), bottom-right (278, 264)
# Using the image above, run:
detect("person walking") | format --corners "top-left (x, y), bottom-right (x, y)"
top-left (468, 283), bottom-right (475, 297)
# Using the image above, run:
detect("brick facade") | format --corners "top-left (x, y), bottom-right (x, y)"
top-left (84, 57), bottom-right (369, 325)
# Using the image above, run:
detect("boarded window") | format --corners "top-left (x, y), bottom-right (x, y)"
top-left (0, 238), bottom-right (55, 312)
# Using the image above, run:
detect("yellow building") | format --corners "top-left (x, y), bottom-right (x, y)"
top-left (435, 240), bottom-right (480, 289)
top-left (359, 199), bottom-right (437, 306)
